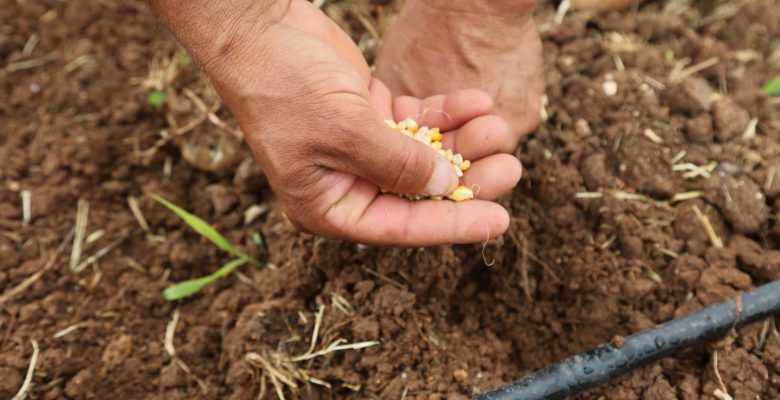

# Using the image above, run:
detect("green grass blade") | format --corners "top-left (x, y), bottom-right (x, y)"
top-left (150, 194), bottom-right (260, 266)
top-left (163, 276), bottom-right (213, 300)
top-left (764, 75), bottom-right (780, 96)
top-left (210, 257), bottom-right (248, 280)
top-left (163, 258), bottom-right (248, 300)
top-left (252, 232), bottom-right (268, 254)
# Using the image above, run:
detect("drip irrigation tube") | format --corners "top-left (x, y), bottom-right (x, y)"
top-left (476, 280), bottom-right (780, 400)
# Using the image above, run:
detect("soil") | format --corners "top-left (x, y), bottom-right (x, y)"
top-left (1, 0), bottom-right (780, 399)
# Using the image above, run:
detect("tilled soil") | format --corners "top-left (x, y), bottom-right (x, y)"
top-left (1, 0), bottom-right (779, 399)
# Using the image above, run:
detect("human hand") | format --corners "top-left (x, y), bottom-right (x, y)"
top-left (152, 0), bottom-right (521, 246)
top-left (374, 0), bottom-right (545, 151)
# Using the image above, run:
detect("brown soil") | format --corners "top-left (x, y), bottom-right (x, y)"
top-left (2, 1), bottom-right (780, 399)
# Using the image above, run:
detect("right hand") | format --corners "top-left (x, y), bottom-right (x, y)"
top-left (192, 0), bottom-right (523, 245)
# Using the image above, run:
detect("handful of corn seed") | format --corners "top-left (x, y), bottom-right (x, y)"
top-left (384, 118), bottom-right (474, 202)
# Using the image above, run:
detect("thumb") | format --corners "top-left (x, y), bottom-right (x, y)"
top-left (323, 107), bottom-right (459, 196)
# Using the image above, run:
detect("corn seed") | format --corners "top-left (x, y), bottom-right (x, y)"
top-left (448, 185), bottom-right (474, 202)
top-left (386, 118), bottom-right (474, 202)
top-left (460, 160), bottom-right (471, 172)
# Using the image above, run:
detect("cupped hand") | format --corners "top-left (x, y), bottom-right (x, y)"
top-left (200, 0), bottom-right (522, 246)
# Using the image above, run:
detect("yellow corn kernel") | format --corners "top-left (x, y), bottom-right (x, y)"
top-left (459, 160), bottom-right (471, 172)
top-left (387, 118), bottom-right (474, 202)
top-left (405, 118), bottom-right (419, 132)
top-left (448, 185), bottom-right (474, 202)
top-left (430, 128), bottom-right (443, 142)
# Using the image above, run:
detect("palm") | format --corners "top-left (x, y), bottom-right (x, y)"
top-left (317, 88), bottom-right (523, 246)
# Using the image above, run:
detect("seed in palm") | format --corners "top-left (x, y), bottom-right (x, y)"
top-left (385, 118), bottom-right (474, 201)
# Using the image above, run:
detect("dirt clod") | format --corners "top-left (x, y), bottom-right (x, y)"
top-left (101, 334), bottom-right (134, 367)
top-left (0, 366), bottom-right (23, 398)
top-left (712, 98), bottom-right (751, 142)
top-left (663, 76), bottom-right (717, 114)
top-left (685, 113), bottom-right (714, 143)
top-left (712, 175), bottom-right (770, 234)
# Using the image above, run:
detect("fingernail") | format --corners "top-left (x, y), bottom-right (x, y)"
top-left (425, 158), bottom-right (457, 196)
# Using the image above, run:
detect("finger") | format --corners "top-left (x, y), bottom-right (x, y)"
top-left (348, 195), bottom-right (511, 246)
top-left (392, 96), bottom-right (422, 121)
top-left (320, 103), bottom-right (458, 196)
top-left (392, 90), bottom-right (493, 132)
top-left (461, 154), bottom-right (522, 201)
top-left (369, 78), bottom-right (393, 120)
top-left (417, 89), bottom-right (493, 131)
top-left (440, 115), bottom-right (510, 160)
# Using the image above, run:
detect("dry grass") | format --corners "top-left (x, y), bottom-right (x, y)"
top-left (21, 190), bottom-right (30, 228)
top-left (68, 200), bottom-right (90, 272)
top-left (127, 196), bottom-right (150, 233)
top-left (10, 340), bottom-right (40, 400)
top-left (692, 205), bottom-right (724, 248)
top-left (244, 304), bottom-right (379, 399)
top-left (164, 309), bottom-right (208, 392)
top-left (712, 351), bottom-right (733, 400)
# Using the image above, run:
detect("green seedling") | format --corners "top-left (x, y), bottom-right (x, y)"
top-left (162, 258), bottom-right (248, 300)
top-left (252, 232), bottom-right (267, 255)
top-left (150, 194), bottom-right (264, 300)
top-left (764, 74), bottom-right (780, 96)
top-left (147, 89), bottom-right (166, 107)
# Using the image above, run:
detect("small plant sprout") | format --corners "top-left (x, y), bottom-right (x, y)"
top-left (764, 74), bottom-right (780, 96)
top-left (252, 232), bottom-right (268, 256)
top-left (385, 118), bottom-right (474, 201)
top-left (150, 194), bottom-right (265, 301)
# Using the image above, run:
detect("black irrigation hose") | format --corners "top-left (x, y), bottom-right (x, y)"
top-left (476, 280), bottom-right (780, 400)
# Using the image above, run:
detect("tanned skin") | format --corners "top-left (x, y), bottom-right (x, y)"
top-left (147, 0), bottom-right (541, 246)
